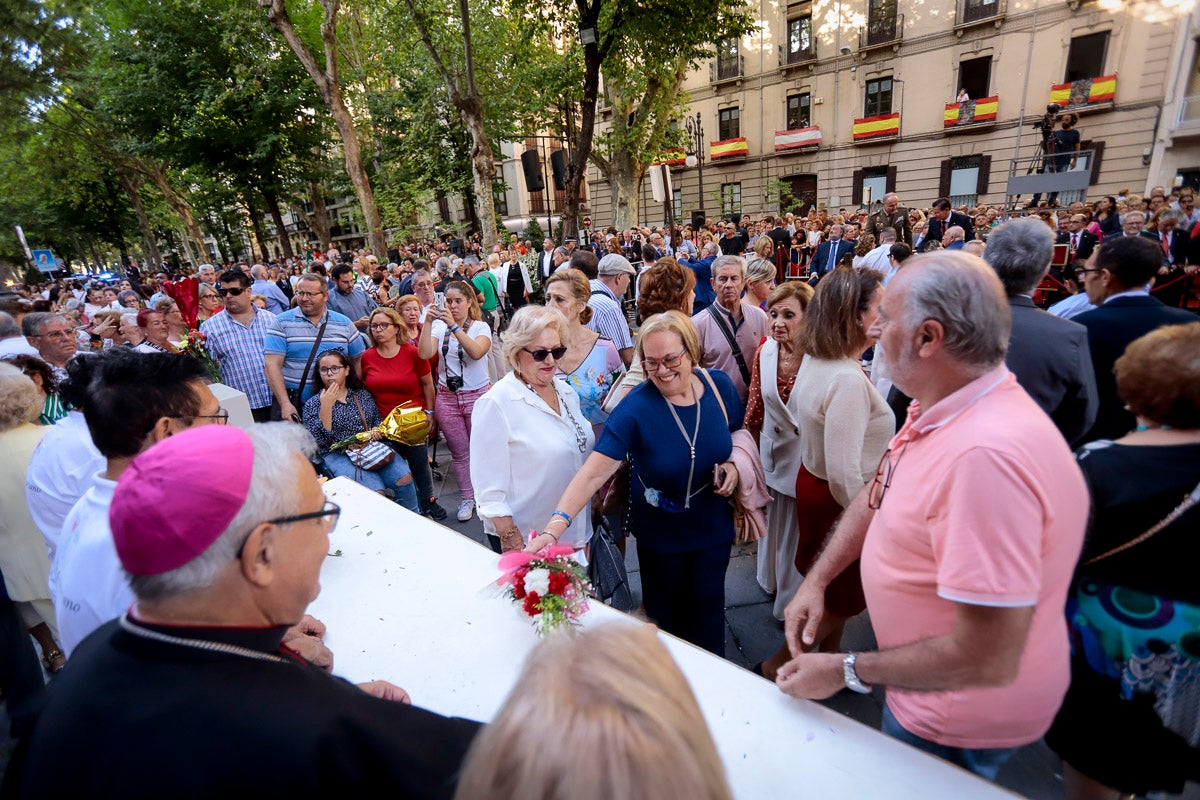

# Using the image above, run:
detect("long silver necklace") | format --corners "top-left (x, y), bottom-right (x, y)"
top-left (663, 374), bottom-right (702, 508)
top-left (520, 375), bottom-right (589, 454)
top-left (119, 614), bottom-right (289, 664)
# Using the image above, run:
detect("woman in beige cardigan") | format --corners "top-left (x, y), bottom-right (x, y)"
top-left (758, 267), bottom-right (891, 679)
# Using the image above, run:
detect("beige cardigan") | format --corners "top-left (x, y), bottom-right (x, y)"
top-left (793, 355), bottom-right (893, 508)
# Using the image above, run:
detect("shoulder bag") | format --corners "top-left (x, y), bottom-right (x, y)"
top-left (287, 318), bottom-right (328, 410)
top-left (706, 305), bottom-right (752, 388)
top-left (345, 394), bottom-right (395, 471)
top-left (1083, 479), bottom-right (1200, 566)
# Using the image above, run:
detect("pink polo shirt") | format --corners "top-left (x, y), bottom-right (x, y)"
top-left (860, 368), bottom-right (1087, 749)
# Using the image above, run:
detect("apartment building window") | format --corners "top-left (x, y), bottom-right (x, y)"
top-left (852, 166), bottom-right (895, 205)
top-left (721, 183), bottom-right (742, 218)
top-left (719, 107), bottom-right (741, 140)
top-left (493, 181), bottom-right (509, 217)
top-left (673, 188), bottom-right (683, 221)
top-left (717, 37), bottom-right (740, 80)
top-left (866, 0), bottom-right (899, 45)
top-left (1066, 32), bottom-right (1108, 82)
top-left (865, 77), bottom-right (893, 117)
top-left (961, 0), bottom-right (999, 24)
top-left (786, 93), bottom-right (812, 129)
top-left (937, 155), bottom-right (992, 206)
top-left (958, 56), bottom-right (991, 101)
top-left (786, 16), bottom-right (813, 62)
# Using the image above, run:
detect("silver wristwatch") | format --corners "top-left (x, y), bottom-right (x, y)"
top-left (843, 652), bottom-right (872, 694)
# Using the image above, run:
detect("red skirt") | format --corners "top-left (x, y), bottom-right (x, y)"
top-left (794, 465), bottom-right (866, 618)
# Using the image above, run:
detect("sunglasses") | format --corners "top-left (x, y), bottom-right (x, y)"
top-left (216, 286), bottom-right (246, 297)
top-left (523, 346), bottom-right (567, 362)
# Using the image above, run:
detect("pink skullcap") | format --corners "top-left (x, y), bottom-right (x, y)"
top-left (111, 425), bottom-right (255, 576)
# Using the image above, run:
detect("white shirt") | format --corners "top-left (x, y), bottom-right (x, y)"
top-left (50, 472), bottom-right (132, 656)
top-left (856, 243), bottom-right (893, 273)
top-left (469, 373), bottom-right (594, 547)
top-left (429, 319), bottom-right (491, 391)
top-left (26, 411), bottom-right (105, 562)
top-left (1046, 291), bottom-right (1096, 320)
top-left (0, 336), bottom-right (39, 358)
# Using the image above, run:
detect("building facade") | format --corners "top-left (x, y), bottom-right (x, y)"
top-left (583, 0), bottom-right (1200, 226)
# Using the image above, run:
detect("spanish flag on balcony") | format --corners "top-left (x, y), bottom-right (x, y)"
top-left (710, 137), bottom-right (749, 159)
top-left (653, 149), bottom-right (687, 166)
top-left (774, 127), bottom-right (823, 150)
top-left (944, 96), bottom-right (998, 127)
top-left (853, 112), bottom-right (900, 141)
top-left (1050, 74), bottom-right (1116, 107)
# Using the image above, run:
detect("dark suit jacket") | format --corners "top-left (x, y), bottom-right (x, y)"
top-left (1140, 229), bottom-right (1189, 266)
top-left (1006, 296), bottom-right (1098, 446)
top-left (1076, 295), bottom-right (1196, 443)
top-left (535, 249), bottom-right (555, 282)
top-left (1056, 231), bottom-right (1099, 262)
top-left (810, 239), bottom-right (854, 277)
top-left (919, 211), bottom-right (974, 252)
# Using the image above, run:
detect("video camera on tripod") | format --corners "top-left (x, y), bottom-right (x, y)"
top-left (1032, 103), bottom-right (1063, 143)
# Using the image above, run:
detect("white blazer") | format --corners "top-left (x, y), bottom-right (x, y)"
top-left (490, 261), bottom-right (533, 299)
top-left (757, 338), bottom-right (804, 497)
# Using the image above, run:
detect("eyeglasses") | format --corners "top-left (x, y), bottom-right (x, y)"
top-left (169, 408), bottom-right (230, 425)
top-left (266, 501), bottom-right (342, 529)
top-left (318, 365), bottom-right (346, 375)
top-left (867, 443), bottom-right (907, 510)
top-left (642, 349), bottom-right (687, 371)
top-left (216, 286), bottom-right (246, 297)
top-left (1074, 267), bottom-right (1103, 280)
top-left (368, 322), bottom-right (396, 331)
top-left (294, 291), bottom-right (325, 299)
top-left (523, 346), bottom-right (567, 362)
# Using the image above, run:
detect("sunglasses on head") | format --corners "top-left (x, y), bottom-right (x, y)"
top-left (523, 346), bottom-right (567, 362)
top-left (216, 286), bottom-right (246, 297)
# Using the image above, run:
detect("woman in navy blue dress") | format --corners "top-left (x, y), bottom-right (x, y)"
top-left (532, 311), bottom-right (742, 654)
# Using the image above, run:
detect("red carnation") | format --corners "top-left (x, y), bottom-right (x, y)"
top-left (512, 576), bottom-right (526, 599)
top-left (548, 570), bottom-right (569, 595)
top-left (523, 592), bottom-right (541, 616)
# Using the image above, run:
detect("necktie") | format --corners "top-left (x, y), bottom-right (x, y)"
top-left (827, 242), bottom-right (838, 272)
top-left (1162, 233), bottom-right (1171, 261)
top-left (1071, 233), bottom-right (1078, 253)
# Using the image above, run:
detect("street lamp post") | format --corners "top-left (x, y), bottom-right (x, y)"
top-left (684, 112), bottom-right (705, 222)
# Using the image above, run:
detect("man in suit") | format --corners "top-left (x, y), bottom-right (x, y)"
top-left (809, 224), bottom-right (854, 282)
top-left (865, 192), bottom-right (912, 247)
top-left (984, 217), bottom-right (1098, 446)
top-left (535, 237), bottom-right (556, 283)
top-left (1075, 236), bottom-right (1195, 443)
top-left (1056, 214), bottom-right (1099, 262)
top-left (1140, 209), bottom-right (1194, 308)
top-left (919, 198), bottom-right (974, 252)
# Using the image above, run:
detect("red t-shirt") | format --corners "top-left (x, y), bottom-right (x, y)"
top-left (361, 344), bottom-right (431, 415)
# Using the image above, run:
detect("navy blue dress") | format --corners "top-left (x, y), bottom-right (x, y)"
top-left (596, 369), bottom-right (743, 653)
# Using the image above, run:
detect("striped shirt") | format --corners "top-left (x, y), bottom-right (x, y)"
top-left (200, 307), bottom-right (276, 409)
top-left (263, 308), bottom-right (365, 401)
top-left (586, 280), bottom-right (632, 351)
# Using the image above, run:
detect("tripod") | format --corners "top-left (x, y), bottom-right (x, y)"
top-left (1012, 133), bottom-right (1054, 210)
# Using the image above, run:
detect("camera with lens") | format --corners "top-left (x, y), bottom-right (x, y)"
top-left (1032, 103), bottom-right (1063, 136)
top-left (446, 375), bottom-right (464, 392)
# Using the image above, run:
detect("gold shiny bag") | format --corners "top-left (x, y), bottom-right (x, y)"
top-left (378, 401), bottom-right (430, 447)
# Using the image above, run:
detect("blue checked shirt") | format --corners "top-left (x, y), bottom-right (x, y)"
top-left (200, 308), bottom-right (276, 409)
top-left (264, 308), bottom-right (365, 401)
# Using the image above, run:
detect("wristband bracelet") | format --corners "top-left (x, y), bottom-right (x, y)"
top-left (550, 510), bottom-right (572, 527)
top-left (448, 324), bottom-right (460, 334)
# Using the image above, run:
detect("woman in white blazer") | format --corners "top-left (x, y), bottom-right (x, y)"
top-left (743, 281), bottom-right (814, 619)
top-left (489, 249), bottom-right (533, 312)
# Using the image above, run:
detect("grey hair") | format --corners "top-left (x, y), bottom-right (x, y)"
top-left (701, 241), bottom-right (719, 257)
top-left (22, 312), bottom-right (66, 338)
top-left (129, 423), bottom-right (319, 601)
top-left (552, 246), bottom-right (570, 259)
top-left (902, 251), bottom-right (1011, 368)
top-left (501, 305), bottom-right (570, 371)
top-left (878, 228), bottom-right (897, 244)
top-left (1159, 209), bottom-right (1183, 224)
top-left (983, 217), bottom-right (1054, 296)
top-left (944, 225), bottom-right (965, 242)
top-left (0, 362), bottom-right (43, 431)
top-left (434, 257), bottom-right (453, 274)
top-left (250, 264), bottom-right (268, 279)
top-left (711, 254), bottom-right (745, 277)
top-left (0, 312), bottom-right (19, 339)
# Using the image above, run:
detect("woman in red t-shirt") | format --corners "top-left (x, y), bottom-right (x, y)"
top-left (362, 307), bottom-right (445, 520)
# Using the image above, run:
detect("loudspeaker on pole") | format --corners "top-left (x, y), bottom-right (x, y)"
top-left (521, 150), bottom-right (545, 193)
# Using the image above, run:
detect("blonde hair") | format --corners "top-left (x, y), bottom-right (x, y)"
top-left (501, 305), bottom-right (570, 370)
top-left (753, 236), bottom-right (773, 258)
top-left (744, 257), bottom-right (775, 287)
top-left (635, 310), bottom-right (701, 365)
top-left (454, 623), bottom-right (732, 800)
top-left (486, 253), bottom-right (502, 270)
top-left (0, 363), bottom-right (43, 431)
top-left (545, 268), bottom-right (594, 325)
top-left (368, 306), bottom-right (410, 344)
top-left (394, 294), bottom-right (420, 313)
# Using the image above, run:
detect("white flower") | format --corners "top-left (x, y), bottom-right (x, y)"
top-left (524, 568), bottom-right (551, 596)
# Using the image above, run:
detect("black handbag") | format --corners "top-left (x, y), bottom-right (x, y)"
top-left (587, 517), bottom-right (633, 612)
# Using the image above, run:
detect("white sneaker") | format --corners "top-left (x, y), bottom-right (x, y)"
top-left (457, 499), bottom-right (475, 522)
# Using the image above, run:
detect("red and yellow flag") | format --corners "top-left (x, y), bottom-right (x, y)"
top-left (1050, 74), bottom-right (1116, 107)
top-left (710, 137), bottom-right (749, 159)
top-left (853, 113), bottom-right (900, 141)
top-left (944, 96), bottom-right (998, 127)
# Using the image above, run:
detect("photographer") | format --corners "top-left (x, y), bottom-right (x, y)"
top-left (1031, 110), bottom-right (1081, 208)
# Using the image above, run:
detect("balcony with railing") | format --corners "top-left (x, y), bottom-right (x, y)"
top-left (778, 42), bottom-right (816, 69)
top-left (860, 11), bottom-right (903, 50)
top-left (1172, 94), bottom-right (1200, 140)
top-left (710, 53), bottom-right (744, 84)
top-left (956, 0), bottom-right (1005, 30)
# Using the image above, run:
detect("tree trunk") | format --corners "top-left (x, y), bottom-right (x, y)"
top-left (142, 160), bottom-right (209, 263)
top-left (608, 152), bottom-right (645, 232)
top-left (461, 184), bottom-right (480, 238)
top-left (263, 0), bottom-right (388, 259)
top-left (264, 189), bottom-right (295, 259)
top-left (460, 100), bottom-right (497, 248)
top-left (116, 167), bottom-right (162, 271)
top-left (561, 13), bottom-right (602, 246)
top-left (243, 196), bottom-right (270, 262)
top-left (306, 182), bottom-right (332, 251)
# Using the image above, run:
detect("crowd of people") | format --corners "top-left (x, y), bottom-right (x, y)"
top-left (0, 186), bottom-right (1197, 798)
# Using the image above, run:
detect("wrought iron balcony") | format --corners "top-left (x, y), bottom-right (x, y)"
top-left (860, 12), bottom-right (903, 49)
top-left (958, 0), bottom-right (1005, 25)
top-left (710, 53), bottom-right (744, 83)
top-left (778, 42), bottom-right (816, 67)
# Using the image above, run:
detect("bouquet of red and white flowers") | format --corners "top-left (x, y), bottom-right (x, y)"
top-left (177, 329), bottom-right (223, 384)
top-left (497, 542), bottom-right (591, 637)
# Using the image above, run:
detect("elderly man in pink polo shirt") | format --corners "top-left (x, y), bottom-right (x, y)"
top-left (691, 254), bottom-right (768, 405)
top-left (775, 251), bottom-right (1088, 782)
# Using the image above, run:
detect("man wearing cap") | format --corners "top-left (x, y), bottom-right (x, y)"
top-left (590, 255), bottom-right (636, 366)
top-left (13, 423), bottom-right (481, 797)
top-left (49, 350), bottom-right (228, 656)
